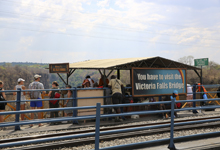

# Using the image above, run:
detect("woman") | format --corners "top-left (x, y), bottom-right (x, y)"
top-left (48, 81), bottom-right (60, 125)
top-left (82, 75), bottom-right (94, 88)
top-left (13, 78), bottom-right (26, 121)
top-left (0, 80), bottom-right (6, 130)
top-left (98, 75), bottom-right (109, 87)
top-left (64, 85), bottom-right (73, 117)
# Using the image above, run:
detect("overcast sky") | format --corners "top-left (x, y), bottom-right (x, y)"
top-left (0, 0), bottom-right (220, 64)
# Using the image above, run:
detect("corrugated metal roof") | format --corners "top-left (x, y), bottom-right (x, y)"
top-left (69, 56), bottom-right (200, 70)
top-left (69, 57), bottom-right (153, 69)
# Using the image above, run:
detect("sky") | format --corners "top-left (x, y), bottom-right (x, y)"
top-left (0, 0), bottom-right (220, 64)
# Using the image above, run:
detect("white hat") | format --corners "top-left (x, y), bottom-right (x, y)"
top-left (34, 74), bottom-right (41, 79)
top-left (18, 78), bottom-right (25, 82)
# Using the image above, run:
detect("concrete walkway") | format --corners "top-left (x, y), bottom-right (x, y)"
top-left (137, 136), bottom-right (220, 150)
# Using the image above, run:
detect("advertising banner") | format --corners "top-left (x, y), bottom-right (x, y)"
top-left (132, 68), bottom-right (187, 97)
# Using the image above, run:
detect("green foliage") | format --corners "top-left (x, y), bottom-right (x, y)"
top-left (0, 65), bottom-right (49, 90)
top-left (0, 62), bottom-right (49, 68)
top-left (2, 58), bottom-right (220, 91)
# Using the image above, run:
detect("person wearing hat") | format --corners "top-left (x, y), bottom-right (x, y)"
top-left (163, 90), bottom-right (179, 118)
top-left (170, 90), bottom-right (179, 118)
top-left (13, 78), bottom-right (26, 121)
top-left (28, 74), bottom-right (45, 127)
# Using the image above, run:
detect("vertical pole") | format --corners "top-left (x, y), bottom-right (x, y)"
top-left (72, 87), bottom-right (78, 124)
top-left (103, 69), bottom-right (107, 120)
top-left (67, 74), bottom-right (69, 85)
top-left (130, 69), bottom-right (132, 85)
top-left (193, 84), bottom-right (198, 114)
top-left (200, 66), bottom-right (203, 105)
top-left (200, 66), bottom-right (203, 84)
top-left (15, 88), bottom-right (21, 131)
top-left (168, 97), bottom-right (176, 150)
top-left (117, 69), bottom-right (120, 79)
top-left (103, 69), bottom-right (106, 87)
top-left (95, 103), bottom-right (101, 150)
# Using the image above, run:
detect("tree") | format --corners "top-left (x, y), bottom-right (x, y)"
top-left (178, 55), bottom-right (194, 65)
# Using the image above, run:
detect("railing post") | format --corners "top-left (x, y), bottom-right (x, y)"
top-left (95, 103), bottom-right (101, 150)
top-left (168, 98), bottom-right (176, 150)
top-left (193, 84), bottom-right (198, 114)
top-left (72, 87), bottom-right (78, 124)
top-left (15, 88), bottom-right (21, 131)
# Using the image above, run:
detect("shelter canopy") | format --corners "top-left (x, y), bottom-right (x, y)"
top-left (69, 56), bottom-right (200, 70)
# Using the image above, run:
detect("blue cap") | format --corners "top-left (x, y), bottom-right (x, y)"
top-left (173, 90), bottom-right (178, 95)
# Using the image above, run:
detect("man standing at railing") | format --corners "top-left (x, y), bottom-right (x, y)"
top-left (108, 75), bottom-right (124, 122)
top-left (28, 74), bottom-right (45, 127)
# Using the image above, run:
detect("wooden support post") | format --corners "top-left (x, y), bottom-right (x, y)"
top-left (117, 69), bottom-right (120, 79)
top-left (103, 69), bottom-right (106, 87)
top-left (4, 104), bottom-right (31, 121)
top-left (181, 102), bottom-right (188, 109)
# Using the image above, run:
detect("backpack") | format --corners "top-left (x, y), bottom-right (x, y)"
top-left (29, 82), bottom-right (40, 99)
top-left (49, 91), bottom-right (60, 105)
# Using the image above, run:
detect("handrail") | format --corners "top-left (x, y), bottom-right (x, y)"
top-left (0, 85), bottom-right (220, 150)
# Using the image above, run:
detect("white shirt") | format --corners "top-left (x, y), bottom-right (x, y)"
top-left (187, 86), bottom-right (193, 96)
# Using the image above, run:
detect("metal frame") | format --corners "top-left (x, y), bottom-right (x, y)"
top-left (52, 57), bottom-right (202, 86)
top-left (1, 86), bottom-right (220, 150)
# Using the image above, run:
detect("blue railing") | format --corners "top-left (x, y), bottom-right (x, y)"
top-left (0, 84), bottom-right (220, 150)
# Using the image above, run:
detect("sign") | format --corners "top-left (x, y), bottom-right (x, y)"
top-left (132, 68), bottom-right (187, 97)
top-left (49, 63), bottom-right (69, 73)
top-left (194, 58), bottom-right (209, 66)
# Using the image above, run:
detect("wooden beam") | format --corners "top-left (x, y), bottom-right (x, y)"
top-left (57, 73), bottom-right (67, 85)
top-left (107, 69), bottom-right (114, 77)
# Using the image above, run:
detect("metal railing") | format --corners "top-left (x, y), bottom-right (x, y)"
top-left (0, 85), bottom-right (220, 150)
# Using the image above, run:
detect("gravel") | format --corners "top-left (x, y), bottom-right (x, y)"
top-left (4, 127), bottom-right (220, 150)
top-left (56, 127), bottom-right (220, 150)
top-left (1, 110), bottom-right (220, 150)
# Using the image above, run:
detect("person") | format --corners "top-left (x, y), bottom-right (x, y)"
top-left (98, 75), bottom-right (109, 87)
top-left (170, 90), bottom-right (179, 117)
top-left (28, 74), bottom-right (45, 127)
top-left (82, 75), bottom-right (94, 88)
top-left (13, 78), bottom-right (26, 121)
top-left (186, 84), bottom-right (193, 107)
top-left (64, 85), bottom-right (73, 117)
top-left (108, 75), bottom-right (124, 122)
top-left (0, 80), bottom-right (6, 130)
top-left (93, 82), bottom-right (98, 88)
top-left (159, 99), bottom-right (167, 119)
top-left (48, 81), bottom-right (60, 125)
top-left (163, 90), bottom-right (179, 118)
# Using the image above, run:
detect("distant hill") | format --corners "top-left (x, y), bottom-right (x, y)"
top-left (0, 62), bottom-right (49, 68)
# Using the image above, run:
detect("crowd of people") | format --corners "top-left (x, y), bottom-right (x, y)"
top-left (0, 74), bottom-right (74, 129)
top-left (0, 73), bottom-right (196, 130)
